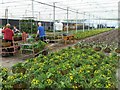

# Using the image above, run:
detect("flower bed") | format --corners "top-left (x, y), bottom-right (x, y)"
top-left (2, 46), bottom-right (119, 89)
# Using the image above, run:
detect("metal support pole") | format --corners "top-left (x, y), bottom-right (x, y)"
top-left (53, 2), bottom-right (56, 38)
top-left (88, 14), bottom-right (90, 30)
top-left (67, 7), bottom-right (69, 33)
top-left (49, 14), bottom-right (51, 30)
top-left (99, 17), bottom-right (100, 29)
top-left (92, 15), bottom-right (94, 30)
top-left (39, 12), bottom-right (40, 20)
top-left (76, 10), bottom-right (78, 33)
top-left (19, 20), bottom-right (21, 30)
top-left (31, 0), bottom-right (34, 34)
top-left (5, 7), bottom-right (9, 24)
top-left (83, 12), bottom-right (85, 32)
top-left (32, 0), bottom-right (34, 18)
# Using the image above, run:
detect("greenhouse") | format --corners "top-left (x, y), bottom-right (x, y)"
top-left (0, 0), bottom-right (120, 89)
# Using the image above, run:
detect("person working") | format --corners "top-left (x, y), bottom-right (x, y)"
top-left (22, 31), bottom-right (27, 42)
top-left (2, 23), bottom-right (14, 46)
top-left (36, 22), bottom-right (46, 42)
top-left (12, 25), bottom-right (20, 33)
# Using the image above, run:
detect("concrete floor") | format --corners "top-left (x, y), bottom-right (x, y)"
top-left (1, 54), bottom-right (24, 69)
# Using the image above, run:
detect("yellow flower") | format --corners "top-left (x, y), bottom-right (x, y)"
top-left (79, 69), bottom-right (82, 73)
top-left (47, 79), bottom-right (53, 85)
top-left (105, 85), bottom-right (109, 88)
top-left (31, 79), bottom-right (40, 85)
top-left (8, 76), bottom-right (14, 80)
top-left (94, 64), bottom-right (96, 67)
top-left (73, 85), bottom-right (78, 88)
top-left (87, 70), bottom-right (90, 73)
top-left (70, 75), bottom-right (73, 80)
top-left (105, 83), bottom-right (111, 88)
top-left (69, 73), bottom-right (73, 80)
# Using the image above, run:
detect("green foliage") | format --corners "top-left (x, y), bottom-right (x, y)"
top-left (0, 67), bottom-right (8, 80)
top-left (20, 19), bottom-right (37, 33)
top-left (21, 40), bottom-right (46, 52)
top-left (31, 34), bottom-right (36, 38)
top-left (74, 28), bottom-right (112, 40)
top-left (14, 33), bottom-right (22, 38)
top-left (2, 46), bottom-right (119, 89)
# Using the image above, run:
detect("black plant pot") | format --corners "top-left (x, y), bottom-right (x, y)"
top-left (93, 47), bottom-right (102, 51)
top-left (12, 68), bottom-right (26, 74)
top-left (13, 83), bottom-right (27, 89)
top-left (115, 48), bottom-right (120, 53)
top-left (103, 48), bottom-right (111, 53)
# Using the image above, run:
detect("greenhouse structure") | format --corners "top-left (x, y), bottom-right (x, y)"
top-left (0, 0), bottom-right (120, 89)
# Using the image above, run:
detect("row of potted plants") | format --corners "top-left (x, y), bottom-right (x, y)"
top-left (30, 28), bottom-right (112, 41)
top-left (74, 41), bottom-right (120, 54)
top-left (2, 46), bottom-right (119, 89)
top-left (74, 28), bottom-right (112, 40)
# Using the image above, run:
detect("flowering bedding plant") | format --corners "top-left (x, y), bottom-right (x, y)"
top-left (2, 46), bottom-right (119, 89)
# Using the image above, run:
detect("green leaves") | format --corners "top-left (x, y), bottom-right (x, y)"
top-left (2, 46), bottom-right (118, 89)
top-left (74, 28), bottom-right (112, 40)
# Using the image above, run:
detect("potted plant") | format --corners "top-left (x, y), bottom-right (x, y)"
top-left (3, 73), bottom-right (28, 89)
top-left (14, 33), bottom-right (22, 41)
top-left (12, 63), bottom-right (26, 74)
top-left (103, 45), bottom-right (111, 53)
top-left (93, 43), bottom-right (102, 51)
top-left (0, 67), bottom-right (8, 80)
top-left (115, 47), bottom-right (120, 53)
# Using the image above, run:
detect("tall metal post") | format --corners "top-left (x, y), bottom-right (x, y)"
top-left (99, 17), bottom-right (100, 29)
top-left (19, 20), bottom-right (21, 30)
top-left (31, 0), bottom-right (34, 34)
top-left (92, 15), bottom-right (94, 30)
top-left (49, 14), bottom-right (51, 30)
top-left (39, 12), bottom-right (40, 20)
top-left (67, 7), bottom-right (69, 33)
top-left (76, 10), bottom-right (78, 33)
top-left (53, 2), bottom-right (56, 38)
top-left (83, 12), bottom-right (85, 32)
top-left (88, 13), bottom-right (90, 30)
top-left (5, 7), bottom-right (9, 24)
top-left (32, 0), bottom-right (34, 18)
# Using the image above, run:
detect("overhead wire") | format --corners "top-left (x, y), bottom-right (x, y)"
top-left (1, 0), bottom-right (119, 21)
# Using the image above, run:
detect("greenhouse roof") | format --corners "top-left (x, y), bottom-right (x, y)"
top-left (0, 0), bottom-right (120, 26)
